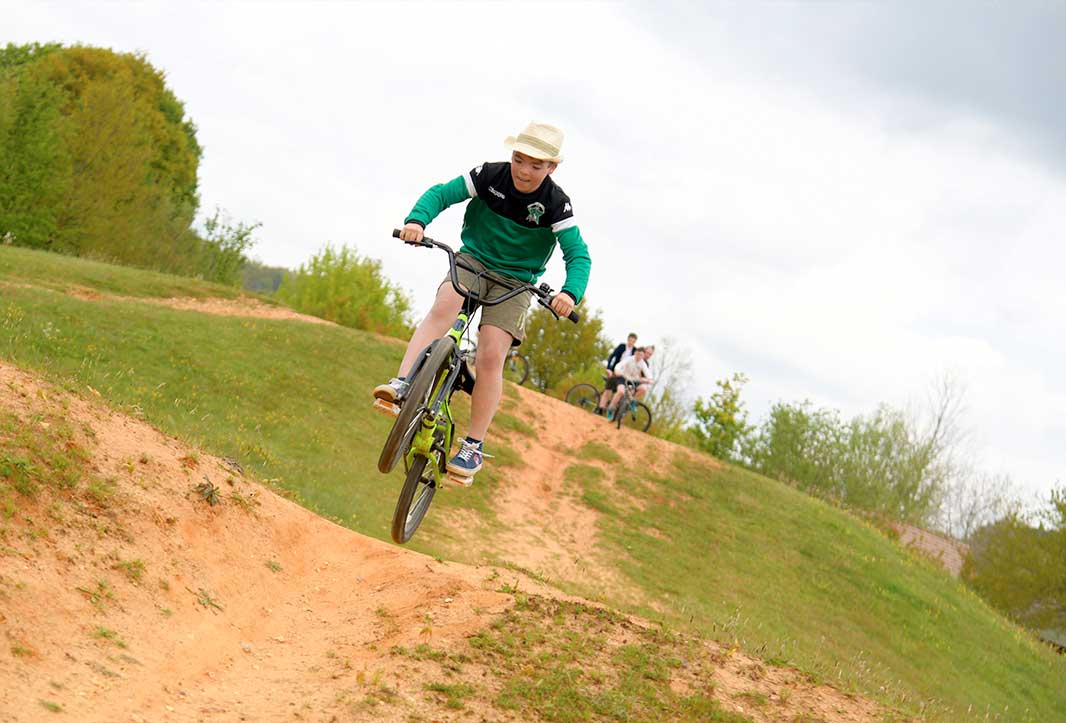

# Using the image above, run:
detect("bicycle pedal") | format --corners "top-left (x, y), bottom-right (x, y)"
top-left (372, 398), bottom-right (400, 417)
top-left (445, 473), bottom-right (474, 488)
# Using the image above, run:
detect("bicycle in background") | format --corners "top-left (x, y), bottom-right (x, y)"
top-left (564, 378), bottom-right (652, 432)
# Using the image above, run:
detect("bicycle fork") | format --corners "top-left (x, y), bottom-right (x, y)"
top-left (402, 310), bottom-right (471, 482)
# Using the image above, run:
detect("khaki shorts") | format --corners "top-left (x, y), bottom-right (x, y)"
top-left (440, 253), bottom-right (533, 346)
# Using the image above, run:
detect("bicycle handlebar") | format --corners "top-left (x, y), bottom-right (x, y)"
top-left (392, 229), bottom-right (580, 323)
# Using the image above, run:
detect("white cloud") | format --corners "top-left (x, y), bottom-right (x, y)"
top-left (4, 0), bottom-right (1062, 499)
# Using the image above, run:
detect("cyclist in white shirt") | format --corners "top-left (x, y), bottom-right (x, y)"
top-left (598, 346), bottom-right (654, 418)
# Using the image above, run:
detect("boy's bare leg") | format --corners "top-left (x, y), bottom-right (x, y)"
top-left (467, 325), bottom-right (511, 440)
top-left (398, 283), bottom-right (464, 377)
top-left (599, 389), bottom-right (613, 409)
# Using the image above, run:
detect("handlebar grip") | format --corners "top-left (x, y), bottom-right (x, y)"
top-left (393, 228), bottom-right (433, 247)
top-left (568, 310), bottom-right (580, 323)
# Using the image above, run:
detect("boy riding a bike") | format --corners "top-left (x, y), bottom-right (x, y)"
top-left (374, 122), bottom-right (591, 484)
top-left (602, 346), bottom-right (654, 419)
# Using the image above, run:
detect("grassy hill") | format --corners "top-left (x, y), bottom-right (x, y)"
top-left (2, 246), bottom-right (1064, 721)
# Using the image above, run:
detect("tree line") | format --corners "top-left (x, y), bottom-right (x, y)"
top-left (0, 43), bottom-right (252, 284)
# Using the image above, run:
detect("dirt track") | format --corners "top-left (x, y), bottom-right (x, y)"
top-left (0, 296), bottom-right (895, 722)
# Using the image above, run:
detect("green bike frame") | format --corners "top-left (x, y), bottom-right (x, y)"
top-left (402, 310), bottom-right (472, 483)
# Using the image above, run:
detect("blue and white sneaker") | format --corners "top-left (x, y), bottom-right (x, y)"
top-left (372, 377), bottom-right (408, 417)
top-left (446, 438), bottom-right (484, 483)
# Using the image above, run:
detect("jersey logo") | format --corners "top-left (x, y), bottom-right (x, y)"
top-left (563, 202), bottom-right (572, 213)
top-left (488, 185), bottom-right (505, 199)
top-left (474, 165), bottom-right (483, 175)
top-left (526, 202), bottom-right (546, 224)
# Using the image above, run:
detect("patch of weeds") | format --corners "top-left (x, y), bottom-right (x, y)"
top-left (86, 476), bottom-right (117, 505)
top-left (362, 682), bottom-right (399, 707)
top-left (178, 453), bottom-right (199, 469)
top-left (113, 558), bottom-right (146, 582)
top-left (92, 626), bottom-right (127, 648)
top-left (735, 690), bottom-right (769, 707)
top-left (1, 454), bottom-right (38, 495)
top-left (265, 559), bottom-right (282, 573)
top-left (76, 579), bottom-right (114, 611)
top-left (468, 595), bottom-right (754, 723)
top-left (580, 440), bottom-right (623, 464)
top-left (138, 452), bottom-right (150, 465)
top-left (229, 489), bottom-right (260, 512)
top-left (425, 681), bottom-right (475, 709)
top-left (565, 463), bottom-right (605, 486)
top-left (192, 479), bottom-right (221, 506)
top-left (11, 642), bottom-right (36, 658)
top-left (493, 411), bottom-right (535, 437)
top-left (188, 587), bottom-right (223, 613)
top-left (38, 699), bottom-right (63, 713)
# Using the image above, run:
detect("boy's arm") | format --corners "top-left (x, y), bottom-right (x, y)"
top-left (404, 175), bottom-right (472, 228)
top-left (553, 225), bottom-right (591, 304)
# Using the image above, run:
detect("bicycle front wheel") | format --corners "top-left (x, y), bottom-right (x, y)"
top-left (503, 352), bottom-right (530, 386)
top-left (378, 339), bottom-right (456, 474)
top-left (618, 400), bottom-right (652, 433)
top-left (564, 383), bottom-right (601, 413)
top-left (391, 454), bottom-right (437, 544)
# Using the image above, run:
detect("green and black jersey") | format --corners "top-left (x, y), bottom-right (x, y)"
top-left (404, 161), bottom-right (591, 303)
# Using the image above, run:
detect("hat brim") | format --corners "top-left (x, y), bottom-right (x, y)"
top-left (505, 136), bottom-right (563, 163)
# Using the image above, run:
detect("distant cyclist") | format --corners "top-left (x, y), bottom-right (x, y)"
top-left (605, 332), bottom-right (638, 373)
top-left (599, 346), bottom-right (654, 418)
top-left (374, 122), bottom-right (591, 484)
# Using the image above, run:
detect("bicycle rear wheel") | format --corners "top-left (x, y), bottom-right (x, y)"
top-left (503, 352), bottom-right (530, 386)
top-left (619, 400), bottom-right (652, 432)
top-left (378, 339), bottom-right (456, 474)
top-left (564, 383), bottom-right (601, 413)
top-left (391, 454), bottom-right (437, 544)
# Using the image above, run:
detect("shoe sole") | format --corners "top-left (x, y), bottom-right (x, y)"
top-left (372, 398), bottom-right (399, 418)
top-left (445, 473), bottom-right (474, 488)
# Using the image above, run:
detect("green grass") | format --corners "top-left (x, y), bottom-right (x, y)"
top-left (467, 596), bottom-right (752, 723)
top-left (578, 441), bottom-right (622, 465)
top-left (0, 244), bottom-right (248, 299)
top-left (585, 455), bottom-right (1065, 720)
top-left (2, 250), bottom-right (1065, 721)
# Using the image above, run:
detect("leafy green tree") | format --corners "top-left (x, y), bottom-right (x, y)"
top-left (0, 43), bottom-right (202, 269)
top-left (964, 487), bottom-right (1066, 632)
top-left (689, 373), bottom-right (751, 463)
top-left (276, 244), bottom-right (413, 337)
top-left (0, 44), bottom-right (69, 247)
top-left (521, 304), bottom-right (610, 394)
top-left (745, 397), bottom-right (953, 525)
top-left (745, 400), bottom-right (843, 493)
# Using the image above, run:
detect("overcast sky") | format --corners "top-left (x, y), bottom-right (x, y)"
top-left (5, 1), bottom-right (1064, 503)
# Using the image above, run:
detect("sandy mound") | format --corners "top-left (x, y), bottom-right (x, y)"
top-left (0, 362), bottom-right (545, 721)
top-left (0, 359), bottom-right (893, 723)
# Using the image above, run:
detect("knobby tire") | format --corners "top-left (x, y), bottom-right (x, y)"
top-left (618, 399), bottom-right (652, 432)
top-left (391, 454), bottom-right (436, 544)
top-left (564, 383), bottom-right (600, 412)
top-left (377, 339), bottom-right (456, 474)
top-left (503, 353), bottom-right (531, 386)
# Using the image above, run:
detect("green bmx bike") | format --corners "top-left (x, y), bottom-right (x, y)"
top-left (377, 230), bottom-right (579, 544)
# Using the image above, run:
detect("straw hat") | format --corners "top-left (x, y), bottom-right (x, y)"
top-left (505, 122), bottom-right (564, 163)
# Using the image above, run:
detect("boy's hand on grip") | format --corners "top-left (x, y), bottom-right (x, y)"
top-left (550, 293), bottom-right (575, 319)
top-left (399, 223), bottom-right (424, 243)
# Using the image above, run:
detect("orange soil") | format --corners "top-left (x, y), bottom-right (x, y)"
top-left (0, 295), bottom-right (899, 722)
